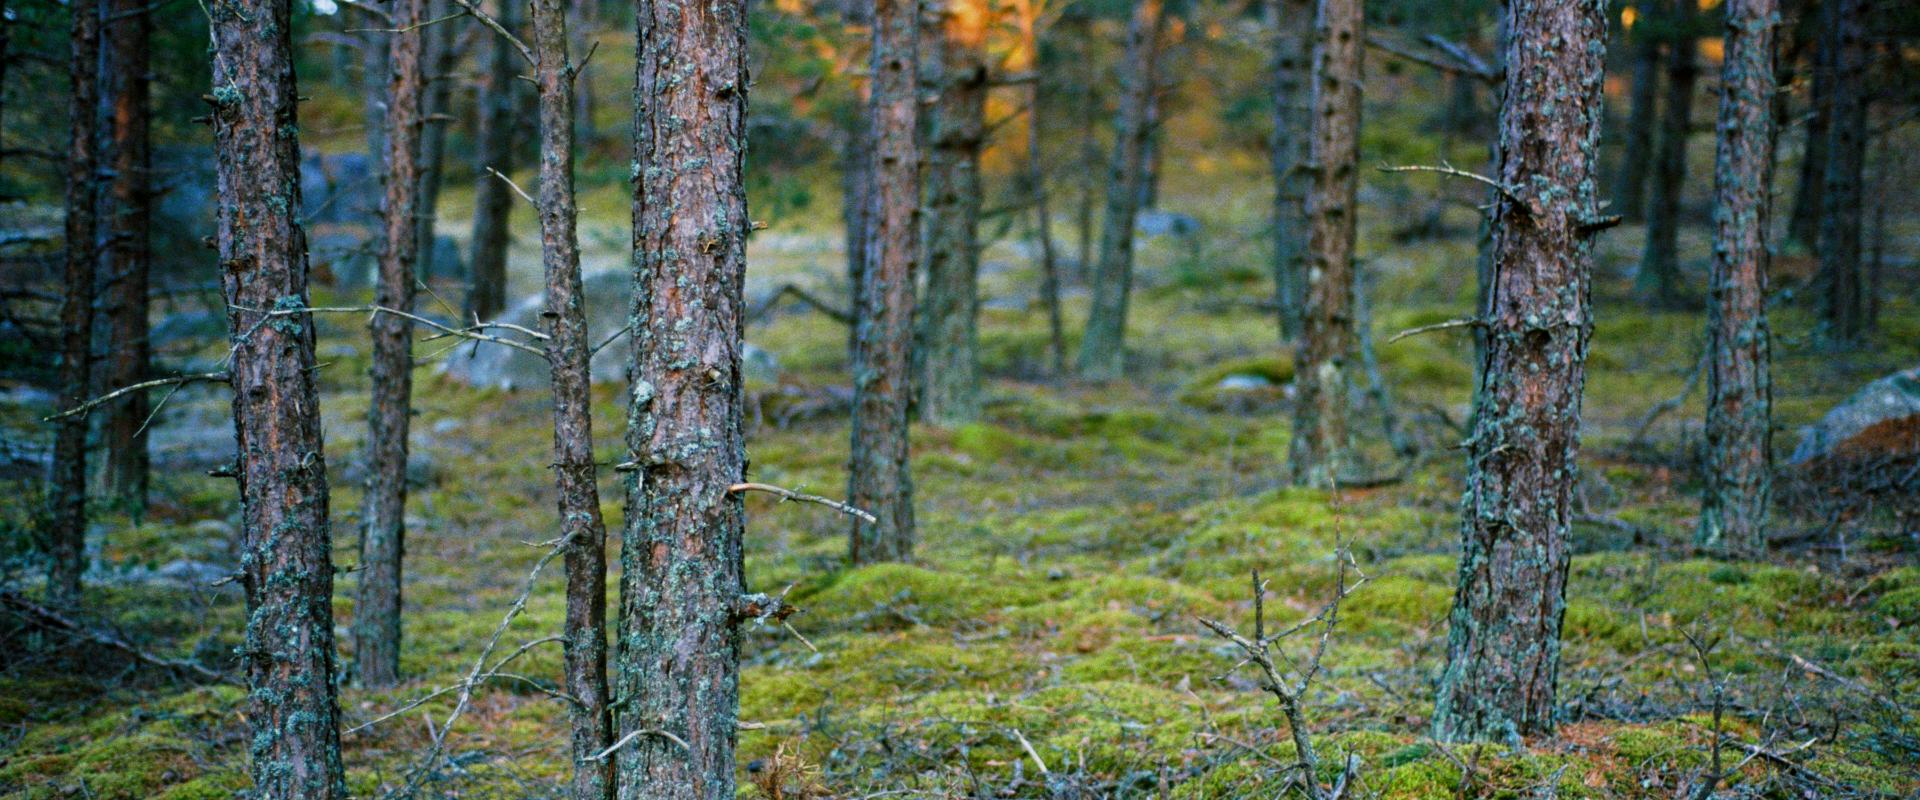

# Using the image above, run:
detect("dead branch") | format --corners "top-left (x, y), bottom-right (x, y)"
top-left (240, 303), bottom-right (549, 360)
top-left (444, 0), bottom-right (535, 65)
top-left (746, 282), bottom-right (853, 326)
top-left (43, 371), bottom-right (230, 421)
top-left (0, 590), bottom-right (224, 681)
top-left (587, 728), bottom-right (691, 762)
top-left (1628, 349), bottom-right (1707, 446)
top-left (1377, 161), bottom-right (1517, 202)
top-left (1365, 33), bottom-right (1498, 84)
top-left (1386, 317), bottom-right (1481, 344)
top-left (484, 165), bottom-right (537, 206)
top-left (729, 482), bottom-right (878, 523)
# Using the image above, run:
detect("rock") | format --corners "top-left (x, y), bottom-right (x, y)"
top-left (743, 343), bottom-right (780, 386)
top-left (1136, 210), bottom-right (1200, 238)
top-left (152, 309), bottom-right (226, 348)
top-left (432, 418), bottom-right (464, 435)
top-left (441, 270), bottom-right (627, 390)
top-left (300, 151), bottom-right (383, 225)
top-left (1215, 374), bottom-right (1277, 392)
top-left (981, 293), bottom-right (1030, 313)
top-left (149, 405), bottom-right (236, 471)
top-left (342, 449), bottom-right (440, 490)
top-left (1790, 366), bottom-right (1920, 466)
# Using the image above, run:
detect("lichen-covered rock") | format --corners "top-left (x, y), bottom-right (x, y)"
top-left (1789, 366), bottom-right (1920, 466)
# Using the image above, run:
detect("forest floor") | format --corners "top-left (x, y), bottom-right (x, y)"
top-left (4, 152), bottom-right (1920, 798)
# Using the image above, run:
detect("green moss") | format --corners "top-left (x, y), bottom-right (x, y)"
top-left (1178, 355), bottom-right (1294, 411)
top-left (1874, 587), bottom-right (1920, 626)
top-left (1342, 576), bottom-right (1450, 633)
top-left (799, 563), bottom-right (1047, 629)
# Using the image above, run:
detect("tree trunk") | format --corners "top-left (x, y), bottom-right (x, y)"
top-left (208, 1), bottom-right (348, 793)
top-left (1816, 0), bottom-right (1866, 342)
top-left (358, 7), bottom-right (390, 201)
top-left (617, 0), bottom-right (750, 791)
top-left (842, 102), bottom-right (871, 361)
top-left (528, 3), bottom-right (612, 797)
top-left (101, 0), bottom-right (152, 511)
top-left (50, 0), bottom-right (101, 605)
top-left (1432, 0), bottom-right (1606, 743)
top-left (1699, 0), bottom-right (1778, 558)
top-left (1016, 0), bottom-right (1066, 377)
top-left (353, 0), bottom-right (425, 690)
top-left (1613, 20), bottom-right (1659, 224)
top-left (918, 0), bottom-right (988, 425)
top-left (465, 0), bottom-right (522, 324)
top-left (413, 0), bottom-right (458, 282)
top-left (1268, 0), bottom-right (1312, 340)
top-left (848, 0), bottom-right (920, 563)
top-left (1636, 0), bottom-right (1696, 308)
top-left (1286, 0), bottom-right (1361, 489)
top-left (1076, 0), bottom-right (1163, 379)
top-left (1786, 4), bottom-right (1834, 250)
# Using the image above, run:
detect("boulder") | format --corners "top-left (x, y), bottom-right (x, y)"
top-left (1136, 210), bottom-right (1200, 238)
top-left (1790, 366), bottom-right (1920, 466)
top-left (440, 270), bottom-right (631, 390)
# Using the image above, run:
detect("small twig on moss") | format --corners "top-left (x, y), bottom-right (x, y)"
top-left (0, 590), bottom-right (225, 681)
top-left (1009, 728), bottom-right (1050, 775)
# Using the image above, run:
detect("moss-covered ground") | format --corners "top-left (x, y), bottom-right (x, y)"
top-left (5, 37), bottom-right (1920, 799)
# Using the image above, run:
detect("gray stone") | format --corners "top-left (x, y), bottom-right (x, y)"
top-left (1215, 373), bottom-right (1277, 392)
top-left (1790, 366), bottom-right (1920, 466)
top-left (440, 270), bottom-right (630, 390)
top-left (1136, 210), bottom-right (1200, 238)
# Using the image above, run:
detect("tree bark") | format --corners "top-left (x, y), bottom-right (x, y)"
top-left (1432, 0), bottom-right (1606, 743)
top-left (466, 0), bottom-right (523, 323)
top-left (848, 0), bottom-right (920, 563)
top-left (1636, 0), bottom-right (1696, 308)
top-left (528, 3), bottom-right (612, 797)
top-left (208, 0), bottom-right (347, 793)
top-left (1786, 3), bottom-right (1834, 250)
top-left (354, 0), bottom-right (425, 690)
top-left (1699, 0), bottom-right (1777, 558)
top-left (1268, 0), bottom-right (1312, 340)
top-left (1286, 0), bottom-right (1361, 489)
top-left (50, 0), bottom-right (102, 605)
top-left (1816, 0), bottom-right (1866, 342)
top-left (842, 99), bottom-right (871, 361)
top-left (413, 0), bottom-right (458, 282)
top-left (1076, 0), bottom-right (1163, 380)
top-left (617, 0), bottom-right (750, 793)
top-left (918, 0), bottom-right (988, 424)
top-left (1016, 0), bottom-right (1066, 377)
top-left (358, 6), bottom-right (390, 201)
top-left (101, 0), bottom-right (152, 510)
top-left (1613, 18), bottom-right (1659, 224)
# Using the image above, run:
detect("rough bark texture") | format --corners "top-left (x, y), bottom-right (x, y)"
top-left (1286, 0), bottom-right (1361, 489)
top-left (842, 103), bottom-right (871, 360)
top-left (1018, 0), bottom-right (1066, 376)
top-left (465, 0), bottom-right (523, 324)
top-left (101, 0), bottom-right (152, 510)
top-left (1816, 0), bottom-right (1866, 342)
top-left (208, 0), bottom-right (347, 793)
top-left (354, 0), bottom-right (425, 689)
top-left (530, 4), bottom-right (613, 797)
top-left (1699, 0), bottom-right (1777, 558)
top-left (1786, 4), bottom-right (1833, 250)
top-left (359, 7), bottom-right (390, 195)
top-left (848, 0), bottom-right (919, 563)
top-left (1636, 0), bottom-right (1695, 308)
top-left (616, 0), bottom-right (750, 793)
top-left (1432, 0), bottom-right (1606, 744)
top-left (1614, 20), bottom-right (1659, 224)
top-left (50, 0), bottom-right (101, 605)
top-left (918, 0), bottom-right (988, 425)
top-left (1076, 0), bottom-right (1162, 379)
top-left (413, 0), bottom-right (458, 281)
top-left (1268, 0), bottom-right (1312, 340)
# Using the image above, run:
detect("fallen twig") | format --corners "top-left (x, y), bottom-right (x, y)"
top-left (0, 590), bottom-right (223, 681)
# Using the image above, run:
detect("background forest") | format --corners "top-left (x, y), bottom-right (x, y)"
top-left (0, 0), bottom-right (1918, 797)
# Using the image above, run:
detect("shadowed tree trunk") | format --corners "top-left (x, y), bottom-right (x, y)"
top-left (918, 0), bottom-right (988, 424)
top-left (50, 0), bottom-right (101, 605)
top-left (465, 0), bottom-right (523, 323)
top-left (1016, 0), bottom-right (1067, 376)
top-left (354, 0), bottom-right (425, 690)
top-left (1614, 15), bottom-right (1659, 224)
top-left (1699, 0), bottom-right (1778, 558)
top-left (413, 0), bottom-right (458, 282)
top-left (848, 0), bottom-right (919, 563)
top-left (842, 101), bottom-right (871, 361)
top-left (1637, 0), bottom-right (1696, 308)
top-left (1787, 3), bottom-right (1834, 250)
top-left (1817, 0), bottom-right (1866, 342)
top-left (1076, 0), bottom-right (1163, 379)
top-left (1268, 0), bottom-right (1312, 340)
top-left (358, 7), bottom-right (390, 203)
top-left (1432, 0), bottom-right (1606, 743)
top-left (101, 0), bottom-right (152, 511)
top-left (526, 3), bottom-right (613, 797)
top-left (1286, 0), bottom-right (1361, 489)
top-left (208, 0), bottom-right (347, 793)
top-left (617, 0), bottom-right (750, 792)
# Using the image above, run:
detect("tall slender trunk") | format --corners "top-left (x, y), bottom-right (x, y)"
top-left (918, 0), bottom-right (988, 424)
top-left (209, 0), bottom-right (347, 793)
top-left (527, 4), bottom-right (612, 797)
top-left (1786, 5), bottom-right (1834, 250)
top-left (1268, 0), bottom-right (1311, 340)
top-left (842, 101), bottom-right (871, 360)
top-left (358, 7), bottom-right (390, 199)
top-left (353, 0), bottom-right (425, 689)
top-left (570, 1), bottom-right (598, 147)
top-left (1614, 20), bottom-right (1659, 224)
top-left (1017, 0), bottom-right (1066, 377)
top-left (848, 0), bottom-right (920, 563)
top-left (617, 0), bottom-right (750, 791)
top-left (1432, 0), bottom-right (1606, 743)
top-left (1816, 0), bottom-right (1866, 342)
top-left (101, 0), bottom-right (152, 510)
top-left (1699, 0), bottom-right (1778, 558)
top-left (1286, 0), bottom-right (1361, 489)
top-left (1073, 14), bottom-right (1099, 282)
top-left (413, 0), bottom-right (458, 282)
top-left (465, 0), bottom-right (523, 323)
top-left (1076, 0), bottom-right (1162, 379)
top-left (50, 0), bottom-right (101, 605)
top-left (1637, 0), bottom-right (1696, 308)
